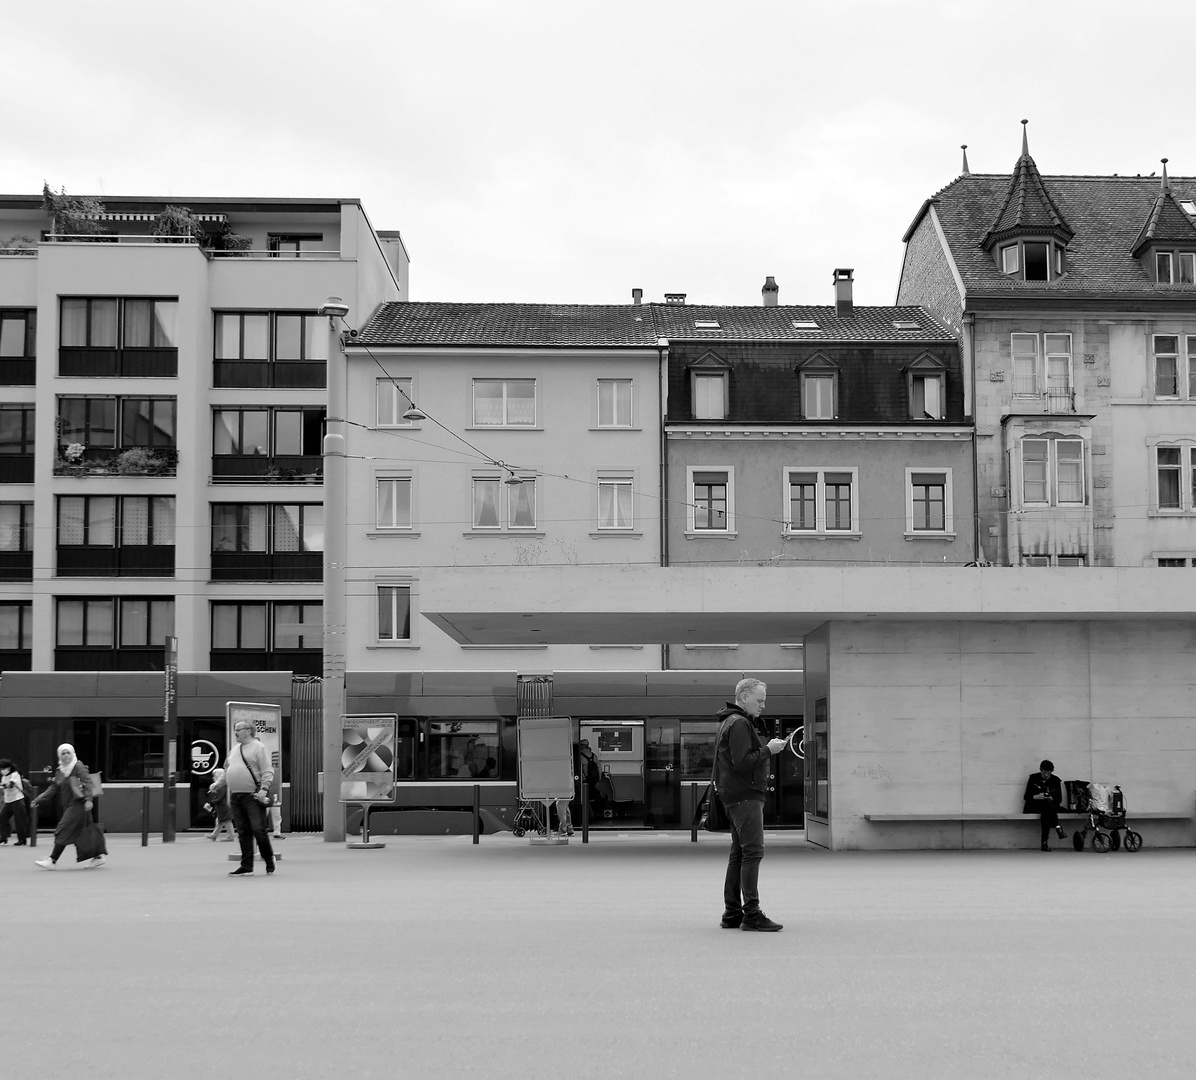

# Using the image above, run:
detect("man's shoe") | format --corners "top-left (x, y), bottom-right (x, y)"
top-left (87, 855), bottom-right (106, 868)
top-left (35, 858), bottom-right (56, 870)
top-left (15, 840), bottom-right (27, 846)
top-left (265, 863), bottom-right (276, 875)
top-left (228, 866), bottom-right (254, 877)
top-left (741, 912), bottom-right (783, 932)
top-left (720, 912), bottom-right (743, 929)
top-left (1056, 825), bottom-right (1066, 839)
top-left (1041, 842), bottom-right (1051, 851)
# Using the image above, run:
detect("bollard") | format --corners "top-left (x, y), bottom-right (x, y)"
top-left (472, 784), bottom-right (481, 844)
top-left (141, 786), bottom-right (150, 847)
top-left (29, 801), bottom-right (37, 848)
top-left (581, 783), bottom-right (589, 844)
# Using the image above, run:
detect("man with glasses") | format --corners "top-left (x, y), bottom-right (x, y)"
top-left (224, 720), bottom-right (276, 877)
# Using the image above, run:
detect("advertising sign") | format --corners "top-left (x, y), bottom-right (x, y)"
top-left (517, 716), bottom-right (575, 800)
top-left (226, 701), bottom-right (283, 805)
top-left (340, 715), bottom-right (398, 803)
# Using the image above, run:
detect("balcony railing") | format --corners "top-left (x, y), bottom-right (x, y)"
top-left (211, 551), bottom-right (322, 581)
top-left (54, 447), bottom-right (178, 478)
top-left (1045, 386), bottom-right (1075, 413)
top-left (56, 545), bottom-right (175, 577)
top-left (211, 455), bottom-right (323, 484)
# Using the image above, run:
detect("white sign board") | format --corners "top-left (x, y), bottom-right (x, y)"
top-left (517, 717), bottom-right (575, 800)
top-left (226, 701), bottom-right (283, 804)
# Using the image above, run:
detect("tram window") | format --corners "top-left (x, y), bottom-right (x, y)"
top-left (427, 721), bottom-right (500, 779)
top-left (680, 723), bottom-right (720, 779)
top-left (109, 721), bottom-right (163, 781)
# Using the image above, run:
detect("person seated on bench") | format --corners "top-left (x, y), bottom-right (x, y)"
top-left (1023, 759), bottom-right (1065, 851)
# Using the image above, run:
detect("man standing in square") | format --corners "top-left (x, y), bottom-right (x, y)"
top-left (225, 719), bottom-right (276, 877)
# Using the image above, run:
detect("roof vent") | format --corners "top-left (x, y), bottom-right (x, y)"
top-left (664, 293), bottom-right (686, 305)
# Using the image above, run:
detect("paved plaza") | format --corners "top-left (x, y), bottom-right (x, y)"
top-left (6, 830), bottom-right (1195, 1080)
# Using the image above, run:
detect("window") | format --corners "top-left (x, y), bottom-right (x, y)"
top-left (0, 602), bottom-right (32, 654)
top-left (376, 476), bottom-right (413, 530)
top-left (57, 496), bottom-right (175, 576)
top-left (55, 596), bottom-right (174, 670)
top-left (214, 311), bottom-right (328, 388)
top-left (376, 378), bottom-right (416, 427)
top-left (907, 470), bottom-right (953, 534)
top-left (0, 503), bottom-right (31, 552)
top-left (1011, 332), bottom-right (1072, 405)
top-left (1181, 253), bottom-right (1196, 284)
top-left (1044, 334), bottom-right (1073, 411)
top-left (59, 396), bottom-right (177, 454)
top-left (597, 474), bottom-right (634, 530)
top-left (211, 503), bottom-right (322, 580)
top-left (1000, 245), bottom-right (1019, 274)
top-left (905, 355), bottom-right (947, 420)
top-left (473, 379), bottom-right (536, 426)
top-left (471, 475), bottom-right (537, 531)
top-left (797, 355), bottom-right (839, 419)
top-left (690, 469), bottom-right (731, 532)
top-left (211, 601), bottom-right (322, 674)
top-left (377, 584), bottom-right (412, 642)
top-left (212, 407), bottom-right (324, 481)
top-left (692, 373), bottom-right (727, 419)
top-left (0, 309), bottom-right (35, 384)
top-left (427, 721), bottom-right (500, 779)
top-left (997, 239), bottom-right (1065, 281)
top-left (267, 233), bottom-right (324, 257)
top-left (1011, 333), bottom-right (1039, 395)
top-left (0, 404), bottom-right (35, 454)
top-left (108, 722), bottom-right (164, 782)
top-left (784, 468), bottom-right (858, 535)
top-left (1150, 334), bottom-right (1196, 400)
top-left (59, 298), bottom-right (178, 377)
top-left (1158, 252), bottom-right (1174, 284)
top-left (597, 379), bottom-right (633, 427)
top-left (1021, 438), bottom-right (1085, 507)
top-left (1156, 446), bottom-right (1183, 510)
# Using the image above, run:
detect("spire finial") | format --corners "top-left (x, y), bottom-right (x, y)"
top-left (961, 144), bottom-right (970, 175)
top-left (1021, 119), bottom-right (1029, 157)
top-left (1161, 157), bottom-right (1170, 193)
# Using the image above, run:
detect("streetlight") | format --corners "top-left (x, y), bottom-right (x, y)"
top-left (318, 296), bottom-right (350, 842)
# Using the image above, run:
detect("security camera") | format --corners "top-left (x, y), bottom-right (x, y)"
top-left (347, 328), bottom-right (359, 338)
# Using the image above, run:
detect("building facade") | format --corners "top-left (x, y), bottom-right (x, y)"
top-left (897, 130), bottom-right (1196, 568)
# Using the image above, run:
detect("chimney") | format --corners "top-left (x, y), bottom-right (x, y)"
top-left (631, 287), bottom-right (643, 305)
top-left (762, 276), bottom-right (779, 306)
top-left (833, 268), bottom-right (854, 318)
top-left (664, 292), bottom-right (686, 305)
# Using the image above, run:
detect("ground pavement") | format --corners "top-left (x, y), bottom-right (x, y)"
top-left (5, 830), bottom-right (1195, 1080)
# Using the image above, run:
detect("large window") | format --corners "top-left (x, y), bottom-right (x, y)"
top-left (377, 583), bottom-right (412, 643)
top-left (0, 309), bottom-right (35, 384)
top-left (1011, 332), bottom-right (1072, 408)
top-left (57, 495), bottom-right (175, 576)
top-left (0, 502), bottom-right (32, 581)
top-left (0, 601), bottom-right (32, 666)
top-left (376, 476), bottom-right (413, 530)
top-left (59, 297), bottom-right (178, 377)
top-left (597, 379), bottom-right (633, 427)
top-left (797, 355), bottom-right (840, 420)
top-left (214, 311), bottom-right (328, 388)
top-left (1153, 444), bottom-right (1196, 513)
top-left (471, 475), bottom-right (537, 531)
top-left (688, 468), bottom-right (733, 533)
top-left (597, 473), bottom-right (634, 531)
top-left (211, 601), bottom-right (322, 675)
top-left (997, 239), bottom-right (1066, 282)
top-left (57, 397), bottom-right (177, 469)
top-left (1151, 334), bottom-right (1196, 400)
top-left (1154, 251), bottom-right (1196, 285)
top-left (473, 379), bottom-right (536, 426)
top-left (427, 721), bottom-right (500, 779)
top-left (211, 503), bottom-right (322, 580)
top-left (376, 378), bottom-right (417, 427)
top-left (212, 407), bottom-right (324, 482)
top-left (784, 467), bottom-right (858, 535)
top-left (906, 469), bottom-right (954, 535)
top-left (1020, 437), bottom-right (1085, 507)
top-left (55, 596), bottom-right (174, 670)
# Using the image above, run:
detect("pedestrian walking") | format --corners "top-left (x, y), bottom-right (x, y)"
top-left (31, 744), bottom-right (104, 869)
top-left (224, 720), bottom-right (276, 877)
top-left (713, 678), bottom-right (787, 931)
top-left (203, 768), bottom-right (236, 841)
top-left (0, 758), bottom-right (30, 846)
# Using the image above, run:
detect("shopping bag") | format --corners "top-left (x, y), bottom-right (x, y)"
top-left (702, 783), bottom-right (729, 832)
top-left (76, 821), bottom-right (108, 861)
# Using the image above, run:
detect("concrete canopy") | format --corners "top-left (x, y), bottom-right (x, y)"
top-left (419, 565), bottom-right (1196, 646)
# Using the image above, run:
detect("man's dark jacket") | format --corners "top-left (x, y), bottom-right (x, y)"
top-left (712, 704), bottom-right (771, 807)
top-left (1022, 772), bottom-right (1062, 814)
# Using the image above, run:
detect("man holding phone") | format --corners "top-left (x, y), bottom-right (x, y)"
top-left (224, 719), bottom-right (276, 877)
top-left (713, 678), bottom-right (787, 931)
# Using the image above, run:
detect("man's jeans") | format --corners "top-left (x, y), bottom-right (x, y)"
top-left (723, 798), bottom-right (766, 917)
top-left (229, 793), bottom-right (275, 870)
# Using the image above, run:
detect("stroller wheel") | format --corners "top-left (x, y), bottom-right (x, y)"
top-left (1092, 831), bottom-right (1111, 853)
top-left (1071, 831), bottom-right (1084, 852)
top-left (513, 827), bottom-right (525, 838)
top-left (1108, 829), bottom-right (1121, 852)
top-left (1123, 830), bottom-right (1143, 852)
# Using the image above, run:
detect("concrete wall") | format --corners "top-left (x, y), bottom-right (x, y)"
top-left (825, 619), bottom-right (1196, 850)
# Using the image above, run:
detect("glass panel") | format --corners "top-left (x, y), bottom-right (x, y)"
top-left (211, 605), bottom-right (240, 648)
top-left (473, 479), bottom-right (500, 528)
top-left (212, 505), bottom-right (242, 552)
top-left (378, 479), bottom-right (411, 528)
top-left (0, 503), bottom-right (25, 551)
top-left (89, 497), bottom-right (116, 546)
top-left (212, 411), bottom-right (240, 455)
top-left (89, 399), bottom-right (117, 448)
top-left (680, 722), bottom-right (720, 779)
top-left (505, 380), bottom-right (536, 424)
top-left (1056, 442), bottom-right (1083, 503)
top-left (1024, 243), bottom-right (1049, 280)
top-left (214, 313), bottom-right (240, 360)
top-left (274, 603), bottom-right (322, 649)
top-left (1011, 334), bottom-right (1039, 394)
top-left (1180, 253), bottom-right (1195, 285)
top-left (123, 300), bottom-right (153, 348)
top-left (122, 497), bottom-right (150, 545)
top-left (274, 505), bottom-right (301, 551)
top-left (1157, 252), bottom-right (1173, 284)
top-left (825, 481), bottom-right (852, 530)
top-left (1158, 447), bottom-right (1181, 509)
top-left (0, 604), bottom-right (29, 650)
top-left (473, 380), bottom-right (504, 425)
top-left (302, 504), bottom-right (323, 551)
top-left (1023, 440), bottom-right (1049, 502)
top-left (0, 315), bottom-right (26, 357)
top-left (91, 300), bottom-right (118, 347)
top-left (85, 600), bottom-right (113, 646)
top-left (275, 315), bottom-right (302, 360)
top-left (240, 605), bottom-right (267, 649)
top-left (789, 477), bottom-right (816, 530)
top-left (59, 497), bottom-right (85, 545)
top-left (60, 299), bottom-right (88, 347)
top-left (151, 497), bottom-right (174, 545)
top-left (273, 411), bottom-right (302, 455)
top-left (304, 315), bottom-right (328, 361)
top-left (57, 599), bottom-right (85, 646)
top-left (1001, 245), bottom-right (1019, 274)
top-left (427, 721), bottom-right (500, 779)
top-left (120, 599), bottom-right (149, 645)
top-left (509, 479), bottom-right (536, 528)
top-left (1156, 356), bottom-right (1179, 397)
top-left (58, 398), bottom-right (88, 445)
top-left (153, 302), bottom-right (177, 347)
top-left (148, 600), bottom-right (174, 642)
top-left (243, 315), bottom-right (269, 360)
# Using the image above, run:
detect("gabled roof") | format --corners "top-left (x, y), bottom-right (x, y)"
top-left (357, 301), bottom-right (956, 348)
top-left (357, 302), bottom-right (659, 347)
top-left (911, 173), bottom-right (1196, 294)
top-left (1130, 168), bottom-right (1196, 256)
top-left (981, 138), bottom-right (1073, 250)
top-left (648, 303), bottom-right (955, 343)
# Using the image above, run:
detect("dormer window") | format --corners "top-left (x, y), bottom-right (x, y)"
top-left (1152, 251), bottom-right (1195, 284)
top-left (904, 354), bottom-right (947, 420)
top-left (688, 352), bottom-right (731, 420)
top-left (1158, 252), bottom-right (1173, 284)
top-left (796, 353), bottom-right (839, 420)
top-left (998, 238), bottom-right (1065, 281)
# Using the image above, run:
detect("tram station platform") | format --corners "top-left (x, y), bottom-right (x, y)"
top-left (6, 832), bottom-right (1193, 1079)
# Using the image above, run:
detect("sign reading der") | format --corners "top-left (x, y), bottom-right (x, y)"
top-left (226, 701), bottom-right (283, 806)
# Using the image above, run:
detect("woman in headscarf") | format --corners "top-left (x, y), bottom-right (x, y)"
top-left (204, 767), bottom-right (235, 841)
top-left (31, 744), bottom-right (103, 869)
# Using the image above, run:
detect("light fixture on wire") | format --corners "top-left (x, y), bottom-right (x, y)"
top-left (502, 469), bottom-right (523, 487)
top-left (402, 404), bottom-right (427, 421)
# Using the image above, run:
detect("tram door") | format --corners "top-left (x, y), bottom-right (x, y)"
top-left (580, 721), bottom-right (645, 825)
top-left (644, 719), bottom-right (681, 827)
top-left (185, 719), bottom-right (227, 829)
top-left (766, 716), bottom-right (805, 828)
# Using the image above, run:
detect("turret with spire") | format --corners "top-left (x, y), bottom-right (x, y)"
top-left (981, 120), bottom-right (1074, 255)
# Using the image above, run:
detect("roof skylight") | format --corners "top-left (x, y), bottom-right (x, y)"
top-left (694, 319), bottom-right (721, 329)
top-left (892, 320), bottom-right (921, 330)
top-left (1181, 200), bottom-right (1196, 216)
top-left (791, 320), bottom-right (820, 329)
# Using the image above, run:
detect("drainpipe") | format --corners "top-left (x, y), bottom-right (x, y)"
top-left (962, 311), bottom-right (982, 562)
top-left (657, 336), bottom-right (670, 670)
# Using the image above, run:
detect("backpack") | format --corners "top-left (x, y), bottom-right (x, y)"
top-left (21, 778), bottom-right (34, 801)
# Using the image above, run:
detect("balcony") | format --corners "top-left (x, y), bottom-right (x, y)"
top-left (209, 649), bottom-right (321, 676)
top-left (59, 346), bottom-right (178, 378)
top-left (0, 454), bottom-right (35, 483)
top-left (54, 447), bottom-right (178, 478)
top-left (55, 646), bottom-right (166, 672)
top-left (0, 551), bottom-right (32, 580)
top-left (211, 455), bottom-right (323, 484)
top-left (0, 358), bottom-right (35, 386)
top-left (1011, 380), bottom-right (1075, 414)
top-left (1045, 386), bottom-right (1075, 414)
top-left (56, 545), bottom-right (175, 577)
top-left (211, 551), bottom-right (322, 582)
top-left (214, 360), bottom-right (326, 390)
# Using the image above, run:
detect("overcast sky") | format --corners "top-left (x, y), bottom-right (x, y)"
top-left (3, 0), bottom-right (1185, 308)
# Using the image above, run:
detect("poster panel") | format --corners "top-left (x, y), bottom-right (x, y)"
top-left (226, 701), bottom-right (283, 805)
top-left (517, 716), bottom-right (575, 800)
top-left (340, 715), bottom-right (398, 803)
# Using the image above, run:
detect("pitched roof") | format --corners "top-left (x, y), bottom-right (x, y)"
top-left (915, 173), bottom-right (1196, 295)
top-left (357, 301), bottom-right (956, 348)
top-left (648, 303), bottom-right (955, 343)
top-left (982, 150), bottom-right (1074, 249)
top-left (356, 302), bottom-right (659, 347)
top-left (1130, 184), bottom-right (1196, 256)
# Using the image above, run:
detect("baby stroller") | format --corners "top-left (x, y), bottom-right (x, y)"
top-left (512, 798), bottom-right (550, 838)
top-left (1068, 781), bottom-right (1142, 853)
